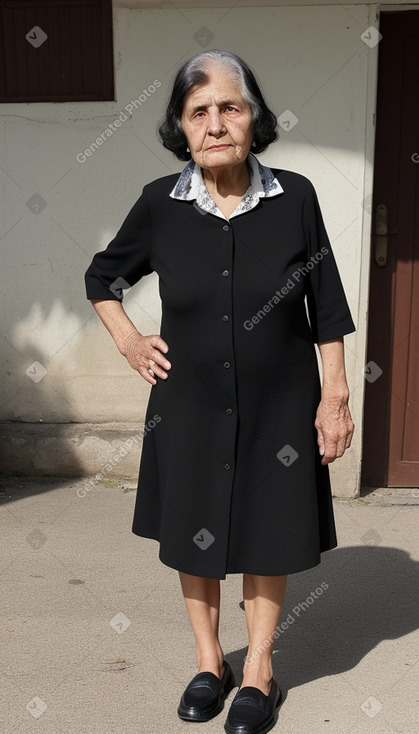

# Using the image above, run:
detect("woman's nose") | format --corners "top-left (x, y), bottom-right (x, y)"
top-left (207, 109), bottom-right (225, 135)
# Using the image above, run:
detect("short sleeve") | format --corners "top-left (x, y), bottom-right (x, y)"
top-left (84, 185), bottom-right (153, 301)
top-left (302, 180), bottom-right (356, 343)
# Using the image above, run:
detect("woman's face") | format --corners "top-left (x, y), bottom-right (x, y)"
top-left (181, 67), bottom-right (254, 171)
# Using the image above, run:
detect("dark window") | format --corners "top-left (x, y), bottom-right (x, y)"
top-left (0, 0), bottom-right (114, 102)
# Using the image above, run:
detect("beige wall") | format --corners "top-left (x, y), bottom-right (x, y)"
top-left (0, 2), bottom-right (396, 494)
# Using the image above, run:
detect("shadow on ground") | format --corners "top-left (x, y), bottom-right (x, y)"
top-left (227, 545), bottom-right (419, 691)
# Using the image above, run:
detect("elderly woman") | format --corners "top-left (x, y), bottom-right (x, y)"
top-left (85, 50), bottom-right (355, 734)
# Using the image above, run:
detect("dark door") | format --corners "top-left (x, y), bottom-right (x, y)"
top-left (362, 10), bottom-right (419, 487)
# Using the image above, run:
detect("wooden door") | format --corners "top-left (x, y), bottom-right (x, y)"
top-left (362, 10), bottom-right (419, 487)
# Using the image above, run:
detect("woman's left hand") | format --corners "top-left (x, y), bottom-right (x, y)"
top-left (314, 396), bottom-right (354, 465)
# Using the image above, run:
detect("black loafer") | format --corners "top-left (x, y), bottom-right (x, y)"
top-left (177, 660), bottom-right (236, 722)
top-left (224, 678), bottom-right (282, 734)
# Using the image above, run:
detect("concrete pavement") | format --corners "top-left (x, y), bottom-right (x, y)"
top-left (0, 477), bottom-right (418, 734)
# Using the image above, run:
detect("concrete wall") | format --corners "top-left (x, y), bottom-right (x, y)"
top-left (0, 3), bottom-right (391, 494)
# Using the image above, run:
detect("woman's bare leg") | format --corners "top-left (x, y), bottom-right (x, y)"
top-left (179, 570), bottom-right (224, 678)
top-left (241, 574), bottom-right (287, 695)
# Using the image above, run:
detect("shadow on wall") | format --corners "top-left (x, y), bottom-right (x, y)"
top-left (1, 305), bottom-right (87, 478)
top-left (1, 94), bottom-right (171, 483)
top-left (228, 544), bottom-right (419, 696)
top-left (0, 285), bottom-right (157, 483)
top-left (0, 241), bottom-right (158, 482)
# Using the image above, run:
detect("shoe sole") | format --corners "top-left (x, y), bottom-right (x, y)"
top-left (178, 702), bottom-right (224, 722)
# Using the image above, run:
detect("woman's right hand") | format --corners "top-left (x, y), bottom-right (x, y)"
top-left (89, 300), bottom-right (170, 386)
top-left (121, 330), bottom-right (171, 385)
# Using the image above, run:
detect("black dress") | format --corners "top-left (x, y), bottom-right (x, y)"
top-left (85, 166), bottom-right (355, 579)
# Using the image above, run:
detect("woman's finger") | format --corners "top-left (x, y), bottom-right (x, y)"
top-left (316, 428), bottom-right (325, 455)
top-left (147, 357), bottom-right (169, 380)
top-left (335, 435), bottom-right (347, 458)
top-left (149, 346), bottom-right (171, 371)
top-left (150, 334), bottom-right (169, 349)
top-left (138, 365), bottom-right (157, 385)
top-left (321, 436), bottom-right (338, 464)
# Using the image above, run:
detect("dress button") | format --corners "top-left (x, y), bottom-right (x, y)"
top-left (224, 463), bottom-right (231, 470)
top-left (223, 224), bottom-right (229, 231)
top-left (221, 315), bottom-right (229, 322)
top-left (223, 361), bottom-right (230, 368)
top-left (222, 269), bottom-right (229, 277)
top-left (226, 408), bottom-right (233, 415)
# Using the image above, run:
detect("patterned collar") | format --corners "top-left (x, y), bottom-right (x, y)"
top-left (169, 152), bottom-right (284, 220)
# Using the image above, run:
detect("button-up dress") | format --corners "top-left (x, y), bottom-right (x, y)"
top-left (85, 154), bottom-right (356, 579)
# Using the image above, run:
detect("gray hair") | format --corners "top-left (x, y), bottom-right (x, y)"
top-left (183, 50), bottom-right (261, 122)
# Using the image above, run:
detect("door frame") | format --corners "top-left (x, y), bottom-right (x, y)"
top-left (352, 5), bottom-right (381, 493)
top-left (359, 5), bottom-right (419, 488)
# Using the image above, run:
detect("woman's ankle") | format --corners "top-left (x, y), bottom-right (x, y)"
top-left (197, 649), bottom-right (224, 677)
top-left (241, 659), bottom-right (273, 695)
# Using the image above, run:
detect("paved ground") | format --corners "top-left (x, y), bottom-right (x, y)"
top-left (0, 477), bottom-right (418, 734)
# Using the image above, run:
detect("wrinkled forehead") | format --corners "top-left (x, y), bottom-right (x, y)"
top-left (182, 70), bottom-right (247, 112)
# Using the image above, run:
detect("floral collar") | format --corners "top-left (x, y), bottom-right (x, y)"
top-left (169, 152), bottom-right (284, 220)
